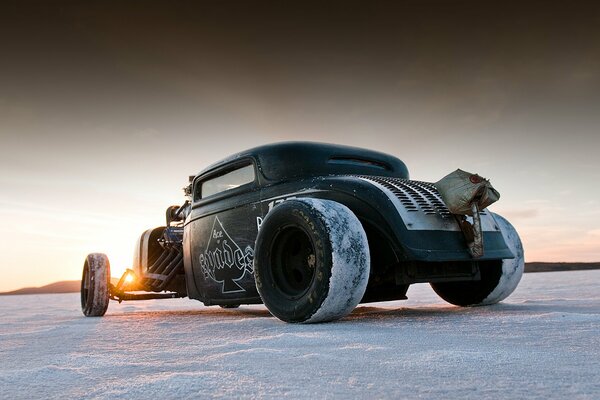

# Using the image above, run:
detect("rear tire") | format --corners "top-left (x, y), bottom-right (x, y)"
top-left (81, 253), bottom-right (111, 317)
top-left (254, 198), bottom-right (370, 323)
top-left (431, 213), bottom-right (524, 306)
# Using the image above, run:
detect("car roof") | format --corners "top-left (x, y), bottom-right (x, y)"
top-left (197, 141), bottom-right (409, 181)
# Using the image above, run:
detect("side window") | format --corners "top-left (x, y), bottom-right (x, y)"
top-left (197, 163), bottom-right (255, 199)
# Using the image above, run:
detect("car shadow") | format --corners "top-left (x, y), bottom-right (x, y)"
top-left (101, 298), bottom-right (596, 323)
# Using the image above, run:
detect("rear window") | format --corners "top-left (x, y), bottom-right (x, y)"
top-left (199, 163), bottom-right (255, 199)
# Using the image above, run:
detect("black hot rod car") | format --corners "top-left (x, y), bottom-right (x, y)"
top-left (81, 142), bottom-right (524, 323)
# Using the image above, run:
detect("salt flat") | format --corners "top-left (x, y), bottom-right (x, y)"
top-left (0, 270), bottom-right (598, 399)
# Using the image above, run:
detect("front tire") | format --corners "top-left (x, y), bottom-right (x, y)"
top-left (81, 253), bottom-right (111, 317)
top-left (431, 213), bottom-right (524, 306)
top-left (254, 198), bottom-right (370, 323)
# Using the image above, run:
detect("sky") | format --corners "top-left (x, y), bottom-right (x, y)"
top-left (1, 0), bottom-right (599, 291)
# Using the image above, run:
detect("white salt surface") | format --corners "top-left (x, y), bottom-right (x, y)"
top-left (1, 270), bottom-right (598, 399)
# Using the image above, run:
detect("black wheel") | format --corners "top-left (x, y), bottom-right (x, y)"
top-left (430, 260), bottom-right (504, 306)
top-left (81, 253), bottom-right (111, 317)
top-left (431, 213), bottom-right (524, 306)
top-left (254, 198), bottom-right (370, 323)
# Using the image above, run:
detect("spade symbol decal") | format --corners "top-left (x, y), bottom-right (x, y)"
top-left (198, 217), bottom-right (254, 293)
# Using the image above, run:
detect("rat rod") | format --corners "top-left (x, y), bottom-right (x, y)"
top-left (81, 142), bottom-right (524, 323)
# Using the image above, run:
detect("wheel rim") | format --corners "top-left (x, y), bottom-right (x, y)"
top-left (270, 226), bottom-right (316, 298)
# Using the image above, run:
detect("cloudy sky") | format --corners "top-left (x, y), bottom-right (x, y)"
top-left (1, 1), bottom-right (599, 291)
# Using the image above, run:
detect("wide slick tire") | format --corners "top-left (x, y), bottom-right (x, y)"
top-left (81, 253), bottom-right (111, 317)
top-left (254, 198), bottom-right (370, 323)
top-left (431, 213), bottom-right (524, 306)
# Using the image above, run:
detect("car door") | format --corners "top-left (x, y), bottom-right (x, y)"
top-left (186, 159), bottom-right (263, 305)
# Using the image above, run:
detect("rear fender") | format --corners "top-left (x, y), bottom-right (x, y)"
top-left (313, 176), bottom-right (514, 262)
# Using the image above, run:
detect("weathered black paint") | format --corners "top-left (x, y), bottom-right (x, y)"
top-left (183, 142), bottom-right (513, 306)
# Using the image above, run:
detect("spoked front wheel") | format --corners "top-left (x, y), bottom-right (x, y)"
top-left (81, 253), bottom-right (111, 317)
